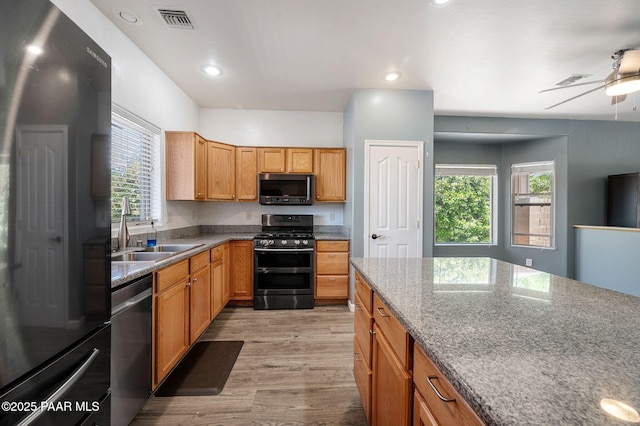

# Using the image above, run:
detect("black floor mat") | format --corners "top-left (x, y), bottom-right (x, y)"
top-left (155, 341), bottom-right (244, 396)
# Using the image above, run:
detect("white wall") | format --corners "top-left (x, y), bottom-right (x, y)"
top-left (199, 109), bottom-right (343, 147)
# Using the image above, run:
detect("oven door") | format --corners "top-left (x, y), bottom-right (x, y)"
top-left (254, 248), bottom-right (314, 295)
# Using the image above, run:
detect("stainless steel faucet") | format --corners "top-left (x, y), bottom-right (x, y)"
top-left (117, 196), bottom-right (131, 250)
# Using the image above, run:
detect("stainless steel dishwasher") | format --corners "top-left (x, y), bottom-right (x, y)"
top-left (111, 273), bottom-right (153, 426)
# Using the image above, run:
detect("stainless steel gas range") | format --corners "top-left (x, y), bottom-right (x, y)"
top-left (253, 214), bottom-right (315, 309)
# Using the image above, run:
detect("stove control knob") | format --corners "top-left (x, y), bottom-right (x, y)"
top-left (294, 240), bottom-right (301, 245)
top-left (302, 240), bottom-right (309, 246)
top-left (281, 240), bottom-right (288, 245)
top-left (268, 240), bottom-right (275, 246)
top-left (260, 239), bottom-right (269, 246)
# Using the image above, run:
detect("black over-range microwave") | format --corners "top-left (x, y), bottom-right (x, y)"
top-left (258, 173), bottom-right (314, 205)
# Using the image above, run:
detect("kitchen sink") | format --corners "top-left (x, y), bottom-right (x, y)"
top-left (140, 243), bottom-right (203, 253)
top-left (112, 251), bottom-right (176, 262)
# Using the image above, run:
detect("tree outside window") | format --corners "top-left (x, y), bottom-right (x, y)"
top-left (435, 164), bottom-right (497, 245)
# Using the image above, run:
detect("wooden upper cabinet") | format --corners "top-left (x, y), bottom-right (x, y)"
top-left (258, 148), bottom-right (313, 173)
top-left (165, 131), bottom-right (207, 200)
top-left (236, 147), bottom-right (258, 201)
top-left (207, 141), bottom-right (236, 200)
top-left (258, 148), bottom-right (286, 173)
top-left (287, 148), bottom-right (313, 173)
top-left (314, 148), bottom-right (346, 202)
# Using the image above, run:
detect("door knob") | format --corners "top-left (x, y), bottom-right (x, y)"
top-left (371, 234), bottom-right (384, 240)
top-left (49, 236), bottom-right (62, 243)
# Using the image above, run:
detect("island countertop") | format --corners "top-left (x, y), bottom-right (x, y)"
top-left (350, 257), bottom-right (640, 425)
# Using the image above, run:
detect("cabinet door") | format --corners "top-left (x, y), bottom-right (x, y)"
top-left (207, 141), bottom-right (236, 200)
top-left (236, 147), bottom-right (257, 201)
top-left (165, 132), bottom-right (206, 200)
top-left (194, 134), bottom-right (207, 199)
top-left (230, 240), bottom-right (254, 300)
top-left (414, 390), bottom-right (439, 426)
top-left (372, 324), bottom-right (412, 426)
top-left (354, 336), bottom-right (372, 424)
top-left (155, 281), bottom-right (189, 385)
top-left (314, 148), bottom-right (346, 202)
top-left (189, 265), bottom-right (211, 343)
top-left (258, 148), bottom-right (286, 173)
top-left (211, 258), bottom-right (224, 319)
top-left (287, 148), bottom-right (313, 173)
top-left (222, 243), bottom-right (231, 304)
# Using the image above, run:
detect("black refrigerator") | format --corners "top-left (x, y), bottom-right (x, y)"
top-left (0, 0), bottom-right (112, 424)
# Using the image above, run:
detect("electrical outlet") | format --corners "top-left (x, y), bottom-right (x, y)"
top-left (525, 258), bottom-right (533, 267)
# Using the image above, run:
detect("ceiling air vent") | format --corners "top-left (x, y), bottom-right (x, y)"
top-left (156, 8), bottom-right (195, 29)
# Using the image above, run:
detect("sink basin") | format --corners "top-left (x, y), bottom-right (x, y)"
top-left (140, 243), bottom-right (204, 253)
top-left (112, 251), bottom-right (176, 262)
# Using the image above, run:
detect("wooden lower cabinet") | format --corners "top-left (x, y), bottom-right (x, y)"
top-left (413, 343), bottom-right (483, 426)
top-left (211, 243), bottom-right (228, 318)
top-left (372, 322), bottom-right (412, 426)
top-left (189, 255), bottom-right (211, 343)
top-left (354, 336), bottom-right (372, 424)
top-left (154, 259), bottom-right (190, 387)
top-left (230, 240), bottom-right (253, 300)
top-left (315, 240), bottom-right (349, 300)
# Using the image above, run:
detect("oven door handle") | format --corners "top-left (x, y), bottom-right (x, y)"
top-left (254, 248), bottom-right (315, 252)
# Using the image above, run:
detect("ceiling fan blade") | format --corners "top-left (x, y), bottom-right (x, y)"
top-left (618, 50), bottom-right (640, 73)
top-left (544, 84), bottom-right (605, 110)
top-left (538, 79), bottom-right (605, 94)
top-left (611, 94), bottom-right (627, 105)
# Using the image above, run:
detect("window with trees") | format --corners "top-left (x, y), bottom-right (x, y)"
top-left (511, 161), bottom-right (554, 248)
top-left (435, 164), bottom-right (498, 245)
top-left (111, 105), bottom-right (161, 224)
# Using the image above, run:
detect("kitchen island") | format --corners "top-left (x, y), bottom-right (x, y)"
top-left (351, 257), bottom-right (640, 425)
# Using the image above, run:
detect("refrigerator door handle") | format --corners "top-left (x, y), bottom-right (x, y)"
top-left (17, 348), bottom-right (100, 426)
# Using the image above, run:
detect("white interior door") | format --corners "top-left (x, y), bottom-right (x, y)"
top-left (15, 125), bottom-right (68, 327)
top-left (365, 141), bottom-right (423, 258)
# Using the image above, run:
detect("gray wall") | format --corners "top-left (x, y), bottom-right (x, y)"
top-left (434, 115), bottom-right (640, 279)
top-left (344, 89), bottom-right (435, 259)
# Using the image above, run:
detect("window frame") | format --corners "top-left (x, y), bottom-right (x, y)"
top-left (110, 104), bottom-right (161, 229)
top-left (510, 161), bottom-right (555, 249)
top-left (434, 164), bottom-right (498, 246)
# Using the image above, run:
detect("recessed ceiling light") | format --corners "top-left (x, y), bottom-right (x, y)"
top-left (382, 71), bottom-right (401, 82)
top-left (202, 64), bottom-right (223, 77)
top-left (114, 8), bottom-right (142, 25)
top-left (600, 399), bottom-right (640, 422)
top-left (26, 44), bottom-right (43, 55)
top-left (430, 0), bottom-right (452, 6)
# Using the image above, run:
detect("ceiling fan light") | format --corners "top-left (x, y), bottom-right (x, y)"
top-left (605, 74), bottom-right (640, 97)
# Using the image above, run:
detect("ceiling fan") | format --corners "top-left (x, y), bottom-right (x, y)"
top-left (541, 49), bottom-right (640, 110)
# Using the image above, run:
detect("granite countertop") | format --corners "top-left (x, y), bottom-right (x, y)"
top-left (111, 232), bottom-right (349, 288)
top-left (350, 257), bottom-right (640, 426)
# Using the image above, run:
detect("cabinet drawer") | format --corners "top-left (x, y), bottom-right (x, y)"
top-left (414, 389), bottom-right (439, 426)
top-left (353, 336), bottom-right (372, 424)
top-left (155, 259), bottom-right (189, 293)
top-left (316, 275), bottom-right (348, 298)
top-left (190, 250), bottom-right (210, 272)
top-left (373, 294), bottom-right (411, 370)
top-left (354, 293), bottom-right (373, 367)
top-left (354, 271), bottom-right (372, 313)
top-left (413, 343), bottom-right (484, 426)
top-left (211, 244), bottom-right (225, 261)
top-left (316, 240), bottom-right (349, 252)
top-left (316, 252), bottom-right (349, 275)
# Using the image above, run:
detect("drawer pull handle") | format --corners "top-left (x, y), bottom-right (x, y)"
top-left (376, 307), bottom-right (389, 318)
top-left (426, 375), bottom-right (456, 403)
top-left (354, 352), bottom-right (362, 362)
top-left (355, 304), bottom-right (363, 311)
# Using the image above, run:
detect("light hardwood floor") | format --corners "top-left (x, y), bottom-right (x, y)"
top-left (132, 305), bottom-right (368, 425)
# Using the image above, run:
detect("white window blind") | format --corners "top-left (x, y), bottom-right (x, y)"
top-left (111, 105), bottom-right (161, 223)
top-left (436, 164), bottom-right (497, 176)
